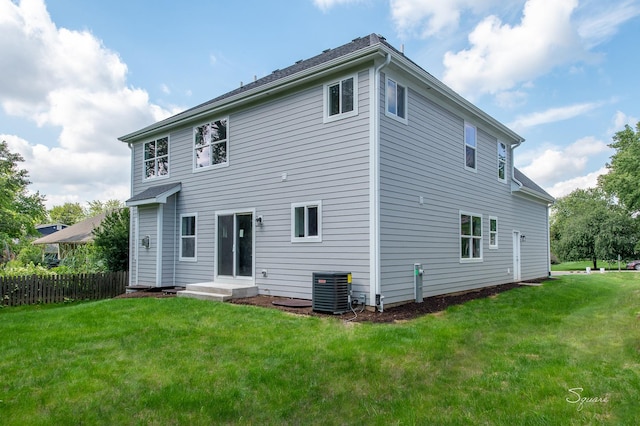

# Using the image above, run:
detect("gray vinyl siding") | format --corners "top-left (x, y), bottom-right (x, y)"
top-left (129, 68), bottom-right (372, 297)
top-left (137, 205), bottom-right (158, 286)
top-left (378, 76), bottom-right (549, 304)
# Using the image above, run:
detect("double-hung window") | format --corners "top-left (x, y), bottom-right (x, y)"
top-left (460, 212), bottom-right (482, 261)
top-left (194, 119), bottom-right (228, 169)
top-left (180, 214), bottom-right (197, 261)
top-left (291, 201), bottom-right (322, 242)
top-left (465, 123), bottom-right (477, 171)
top-left (489, 217), bottom-right (498, 249)
top-left (386, 76), bottom-right (407, 123)
top-left (143, 137), bottom-right (169, 179)
top-left (497, 142), bottom-right (507, 182)
top-left (324, 75), bottom-right (357, 122)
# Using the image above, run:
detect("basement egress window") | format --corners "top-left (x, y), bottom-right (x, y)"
top-left (291, 201), bottom-right (322, 242)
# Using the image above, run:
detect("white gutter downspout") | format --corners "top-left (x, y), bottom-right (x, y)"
top-left (128, 143), bottom-right (137, 287)
top-left (371, 52), bottom-right (391, 311)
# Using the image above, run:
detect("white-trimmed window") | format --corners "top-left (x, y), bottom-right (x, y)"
top-left (180, 214), bottom-right (197, 261)
top-left (291, 201), bottom-right (322, 242)
top-left (489, 216), bottom-right (498, 249)
top-left (465, 123), bottom-right (477, 171)
top-left (324, 75), bottom-right (357, 122)
top-left (385, 76), bottom-right (407, 123)
top-left (194, 119), bottom-right (228, 170)
top-left (460, 212), bottom-right (482, 261)
top-left (143, 137), bottom-right (169, 179)
top-left (497, 142), bottom-right (507, 182)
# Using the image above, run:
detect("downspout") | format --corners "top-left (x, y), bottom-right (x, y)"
top-left (128, 143), bottom-right (136, 287)
top-left (371, 52), bottom-right (391, 311)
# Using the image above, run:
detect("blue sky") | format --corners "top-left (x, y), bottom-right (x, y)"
top-left (1, 0), bottom-right (639, 208)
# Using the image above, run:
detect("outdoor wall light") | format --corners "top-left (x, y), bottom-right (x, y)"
top-left (520, 235), bottom-right (526, 243)
top-left (141, 235), bottom-right (150, 249)
top-left (256, 216), bottom-right (263, 226)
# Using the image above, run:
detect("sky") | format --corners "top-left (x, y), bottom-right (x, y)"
top-left (1, 0), bottom-right (639, 209)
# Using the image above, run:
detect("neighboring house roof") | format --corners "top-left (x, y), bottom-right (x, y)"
top-left (119, 33), bottom-right (523, 145)
top-left (35, 223), bottom-right (68, 236)
top-left (126, 182), bottom-right (182, 207)
top-left (32, 212), bottom-right (108, 245)
top-left (513, 168), bottom-right (555, 204)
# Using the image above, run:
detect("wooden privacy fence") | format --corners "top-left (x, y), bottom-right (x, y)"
top-left (0, 271), bottom-right (128, 307)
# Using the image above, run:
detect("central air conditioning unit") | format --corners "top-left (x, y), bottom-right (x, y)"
top-left (312, 272), bottom-right (352, 314)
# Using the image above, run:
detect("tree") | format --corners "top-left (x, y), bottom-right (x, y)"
top-left (598, 122), bottom-right (640, 212)
top-left (86, 199), bottom-right (123, 217)
top-left (0, 141), bottom-right (46, 257)
top-left (551, 188), bottom-right (638, 268)
top-left (48, 202), bottom-right (85, 225)
top-left (92, 208), bottom-right (129, 271)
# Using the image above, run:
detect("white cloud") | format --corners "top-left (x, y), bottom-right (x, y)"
top-left (313, 0), bottom-right (364, 12)
top-left (545, 167), bottom-right (608, 198)
top-left (390, 0), bottom-right (513, 38)
top-left (577, 0), bottom-right (640, 48)
top-left (494, 90), bottom-right (527, 108)
top-left (517, 136), bottom-right (610, 188)
top-left (608, 110), bottom-right (638, 135)
top-left (0, 0), bottom-right (176, 208)
top-left (161, 84), bottom-right (171, 95)
top-left (441, 0), bottom-right (584, 100)
top-left (508, 102), bottom-right (601, 132)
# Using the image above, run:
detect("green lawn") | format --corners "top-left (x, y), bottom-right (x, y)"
top-left (551, 260), bottom-right (626, 271)
top-left (1, 274), bottom-right (639, 425)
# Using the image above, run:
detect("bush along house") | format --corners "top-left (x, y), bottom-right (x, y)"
top-left (120, 34), bottom-right (554, 311)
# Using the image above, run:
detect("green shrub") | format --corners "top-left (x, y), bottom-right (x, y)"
top-left (16, 245), bottom-right (44, 266)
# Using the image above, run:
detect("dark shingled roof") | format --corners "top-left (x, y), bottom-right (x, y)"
top-left (170, 34), bottom-right (382, 122)
top-left (126, 182), bottom-right (181, 204)
top-left (514, 168), bottom-right (554, 201)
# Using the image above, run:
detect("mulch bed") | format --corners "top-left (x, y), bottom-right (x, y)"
top-left (115, 279), bottom-right (550, 323)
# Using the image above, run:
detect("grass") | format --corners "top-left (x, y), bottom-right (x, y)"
top-left (1, 274), bottom-right (639, 425)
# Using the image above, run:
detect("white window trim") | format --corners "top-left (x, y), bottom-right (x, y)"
top-left (323, 74), bottom-right (358, 123)
top-left (192, 118), bottom-right (230, 172)
top-left (142, 136), bottom-right (170, 181)
top-left (460, 210), bottom-right (483, 263)
top-left (179, 213), bottom-right (197, 262)
top-left (489, 216), bottom-right (498, 249)
top-left (464, 122), bottom-right (478, 173)
top-left (291, 201), bottom-right (323, 243)
top-left (384, 75), bottom-right (408, 124)
top-left (497, 141), bottom-right (507, 183)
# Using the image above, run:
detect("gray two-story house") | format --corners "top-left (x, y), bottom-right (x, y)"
top-left (120, 34), bottom-right (554, 309)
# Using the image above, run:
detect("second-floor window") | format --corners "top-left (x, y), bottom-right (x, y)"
top-left (324, 75), bottom-right (357, 122)
top-left (465, 123), bottom-right (477, 171)
top-left (497, 141), bottom-right (507, 181)
top-left (386, 77), bottom-right (407, 122)
top-left (194, 119), bottom-right (228, 169)
top-left (144, 137), bottom-right (169, 179)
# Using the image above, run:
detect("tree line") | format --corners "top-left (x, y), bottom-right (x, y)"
top-left (551, 122), bottom-right (640, 268)
top-left (0, 140), bottom-right (128, 272)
